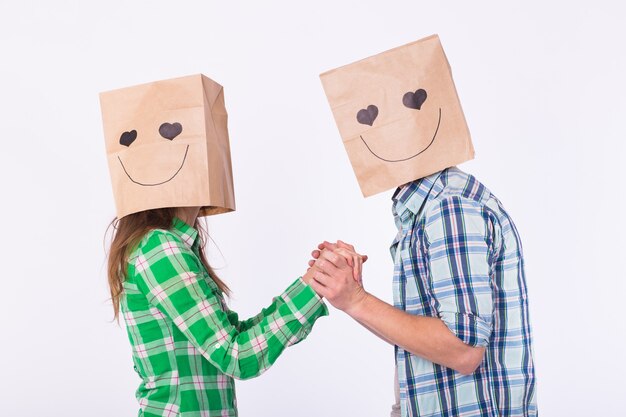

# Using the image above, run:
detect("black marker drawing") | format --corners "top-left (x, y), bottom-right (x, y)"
top-left (118, 145), bottom-right (190, 186)
top-left (117, 121), bottom-right (188, 186)
top-left (120, 130), bottom-right (137, 147)
top-left (356, 105), bottom-right (378, 126)
top-left (360, 107), bottom-right (442, 163)
top-left (403, 89), bottom-right (427, 110)
top-left (159, 122), bottom-right (183, 140)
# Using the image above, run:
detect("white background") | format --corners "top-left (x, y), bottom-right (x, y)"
top-left (1, 1), bottom-right (624, 416)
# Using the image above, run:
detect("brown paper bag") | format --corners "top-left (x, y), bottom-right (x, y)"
top-left (320, 34), bottom-right (474, 197)
top-left (99, 74), bottom-right (235, 218)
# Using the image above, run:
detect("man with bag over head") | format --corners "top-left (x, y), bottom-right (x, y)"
top-left (310, 35), bottom-right (538, 417)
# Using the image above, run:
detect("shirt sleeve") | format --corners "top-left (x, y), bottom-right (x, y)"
top-left (422, 196), bottom-right (495, 348)
top-left (225, 287), bottom-right (325, 334)
top-left (132, 229), bottom-right (328, 380)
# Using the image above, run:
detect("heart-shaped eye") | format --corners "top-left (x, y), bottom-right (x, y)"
top-left (403, 89), bottom-right (427, 110)
top-left (159, 122), bottom-right (183, 140)
top-left (119, 130), bottom-right (137, 147)
top-left (356, 105), bottom-right (379, 126)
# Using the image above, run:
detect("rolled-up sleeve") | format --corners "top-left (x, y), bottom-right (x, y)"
top-left (422, 196), bottom-right (494, 347)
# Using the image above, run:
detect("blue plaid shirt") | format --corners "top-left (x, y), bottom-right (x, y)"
top-left (391, 167), bottom-right (537, 417)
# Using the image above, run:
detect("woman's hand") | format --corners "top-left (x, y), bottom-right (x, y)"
top-left (308, 240), bottom-right (368, 284)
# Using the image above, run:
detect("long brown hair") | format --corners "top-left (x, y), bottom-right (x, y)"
top-left (105, 207), bottom-right (229, 320)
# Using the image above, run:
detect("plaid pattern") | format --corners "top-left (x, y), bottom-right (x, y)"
top-left (391, 167), bottom-right (537, 417)
top-left (120, 217), bottom-right (328, 417)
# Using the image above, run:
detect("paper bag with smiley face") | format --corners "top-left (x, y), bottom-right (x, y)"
top-left (99, 74), bottom-right (236, 219)
top-left (320, 34), bottom-right (474, 197)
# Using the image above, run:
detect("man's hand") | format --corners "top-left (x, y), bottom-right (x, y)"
top-left (308, 248), bottom-right (369, 314)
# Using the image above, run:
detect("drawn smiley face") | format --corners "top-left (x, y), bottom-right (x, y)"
top-left (356, 88), bottom-right (442, 162)
top-left (117, 122), bottom-right (189, 186)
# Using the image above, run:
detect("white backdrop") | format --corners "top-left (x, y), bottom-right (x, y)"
top-left (1, 1), bottom-right (624, 416)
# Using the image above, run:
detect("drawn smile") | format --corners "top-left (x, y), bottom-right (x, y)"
top-left (118, 145), bottom-right (190, 186)
top-left (360, 108), bottom-right (442, 163)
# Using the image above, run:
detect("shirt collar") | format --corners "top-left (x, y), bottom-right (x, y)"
top-left (171, 216), bottom-right (200, 250)
top-left (392, 170), bottom-right (445, 229)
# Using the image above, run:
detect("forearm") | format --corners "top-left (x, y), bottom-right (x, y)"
top-left (233, 300), bottom-right (279, 332)
top-left (304, 269), bottom-right (391, 344)
top-left (221, 279), bottom-right (328, 379)
top-left (347, 292), bottom-right (484, 374)
top-left (354, 317), bottom-right (395, 345)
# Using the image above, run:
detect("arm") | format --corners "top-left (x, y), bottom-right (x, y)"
top-left (225, 298), bottom-right (302, 333)
top-left (133, 230), bottom-right (328, 380)
top-left (310, 257), bottom-right (483, 374)
top-left (224, 268), bottom-right (327, 333)
top-left (225, 305), bottom-right (279, 333)
top-left (311, 198), bottom-right (494, 375)
top-left (346, 293), bottom-right (485, 375)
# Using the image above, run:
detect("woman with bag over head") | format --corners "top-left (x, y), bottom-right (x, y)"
top-left (106, 207), bottom-right (335, 416)
top-left (100, 75), bottom-right (366, 417)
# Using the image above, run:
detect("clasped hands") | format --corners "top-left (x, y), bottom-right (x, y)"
top-left (302, 240), bottom-right (369, 315)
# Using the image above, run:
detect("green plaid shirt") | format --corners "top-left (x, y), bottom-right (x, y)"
top-left (120, 217), bottom-right (328, 417)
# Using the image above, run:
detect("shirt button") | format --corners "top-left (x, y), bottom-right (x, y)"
top-left (214, 343), bottom-right (221, 349)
